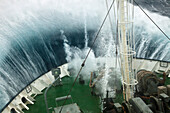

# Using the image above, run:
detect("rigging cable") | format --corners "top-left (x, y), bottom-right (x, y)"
top-left (59, 0), bottom-right (115, 112)
top-left (134, 0), bottom-right (170, 40)
top-left (105, 0), bottom-right (115, 37)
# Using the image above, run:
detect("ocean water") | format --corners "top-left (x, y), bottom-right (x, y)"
top-left (0, 0), bottom-right (169, 111)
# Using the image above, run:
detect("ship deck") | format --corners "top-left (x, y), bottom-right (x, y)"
top-left (23, 76), bottom-right (105, 113)
top-left (23, 73), bottom-right (169, 113)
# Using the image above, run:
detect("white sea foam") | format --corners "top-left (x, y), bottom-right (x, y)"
top-left (0, 0), bottom-right (169, 111)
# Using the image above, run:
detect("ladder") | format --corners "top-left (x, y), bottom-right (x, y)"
top-left (117, 0), bottom-right (137, 101)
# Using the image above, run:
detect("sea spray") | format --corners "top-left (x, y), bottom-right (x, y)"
top-left (0, 0), bottom-right (170, 111)
top-left (64, 18), bottom-right (122, 98)
top-left (84, 10), bottom-right (88, 48)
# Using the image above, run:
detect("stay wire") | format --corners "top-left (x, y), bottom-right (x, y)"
top-left (83, 0), bottom-right (115, 65)
top-left (59, 0), bottom-right (115, 113)
top-left (134, 0), bottom-right (170, 40)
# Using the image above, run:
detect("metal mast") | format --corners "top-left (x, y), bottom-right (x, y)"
top-left (116, 0), bottom-right (137, 101)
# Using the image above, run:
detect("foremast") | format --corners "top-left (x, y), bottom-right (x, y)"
top-left (116, 0), bottom-right (137, 101)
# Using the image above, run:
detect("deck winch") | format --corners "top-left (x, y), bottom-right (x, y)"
top-left (137, 70), bottom-right (166, 96)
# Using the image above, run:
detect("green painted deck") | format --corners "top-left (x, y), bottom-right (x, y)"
top-left (166, 77), bottom-right (170, 85)
top-left (24, 76), bottom-right (102, 113)
top-left (156, 74), bottom-right (170, 85)
top-left (23, 73), bottom-right (169, 113)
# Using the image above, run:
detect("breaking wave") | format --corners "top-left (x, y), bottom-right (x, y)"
top-left (0, 0), bottom-right (169, 111)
